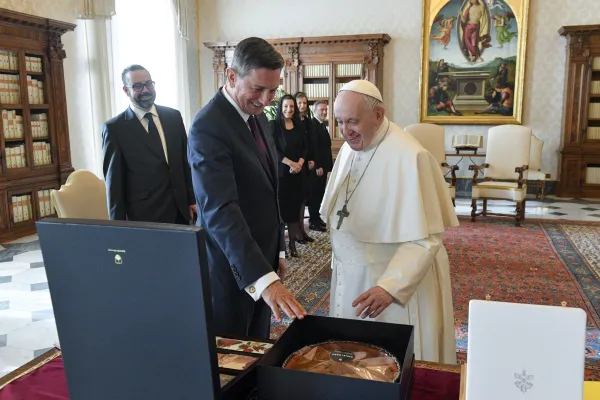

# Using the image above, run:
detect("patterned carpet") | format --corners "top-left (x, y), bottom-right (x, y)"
top-left (271, 218), bottom-right (600, 380)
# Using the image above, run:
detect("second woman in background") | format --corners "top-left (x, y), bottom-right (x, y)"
top-left (295, 92), bottom-right (315, 243)
top-left (271, 95), bottom-right (308, 257)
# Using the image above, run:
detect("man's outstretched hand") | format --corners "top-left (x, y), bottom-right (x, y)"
top-left (262, 281), bottom-right (307, 322)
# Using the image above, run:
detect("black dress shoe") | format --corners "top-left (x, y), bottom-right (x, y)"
top-left (309, 223), bottom-right (327, 232)
top-left (302, 233), bottom-right (315, 242)
top-left (289, 240), bottom-right (299, 257)
top-left (294, 236), bottom-right (307, 245)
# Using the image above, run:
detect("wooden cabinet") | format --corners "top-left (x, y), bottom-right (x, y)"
top-left (0, 9), bottom-right (75, 241)
top-left (558, 25), bottom-right (600, 198)
top-left (204, 34), bottom-right (391, 156)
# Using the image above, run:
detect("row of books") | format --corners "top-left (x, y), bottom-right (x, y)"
top-left (589, 103), bottom-right (600, 119)
top-left (303, 64), bottom-right (364, 78)
top-left (37, 189), bottom-right (55, 218)
top-left (33, 141), bottom-right (52, 166)
top-left (593, 57), bottom-right (600, 71)
top-left (25, 56), bottom-right (42, 73)
top-left (11, 194), bottom-right (34, 223)
top-left (6, 144), bottom-right (26, 168)
top-left (2, 110), bottom-right (24, 139)
top-left (335, 63), bottom-right (362, 77)
top-left (27, 75), bottom-right (44, 104)
top-left (31, 113), bottom-right (49, 138)
top-left (591, 81), bottom-right (600, 95)
top-left (2, 111), bottom-right (49, 139)
top-left (585, 167), bottom-right (600, 185)
top-left (303, 83), bottom-right (329, 99)
top-left (10, 190), bottom-right (55, 223)
top-left (0, 52), bottom-right (43, 72)
top-left (0, 50), bottom-right (18, 71)
top-left (304, 65), bottom-right (330, 78)
top-left (588, 127), bottom-right (600, 140)
top-left (335, 83), bottom-right (344, 94)
top-left (0, 74), bottom-right (21, 104)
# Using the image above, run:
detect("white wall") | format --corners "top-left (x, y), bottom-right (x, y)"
top-left (197, 0), bottom-right (600, 179)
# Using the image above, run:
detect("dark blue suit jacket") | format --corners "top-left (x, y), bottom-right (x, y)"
top-left (187, 89), bottom-right (285, 335)
top-left (102, 105), bottom-right (194, 223)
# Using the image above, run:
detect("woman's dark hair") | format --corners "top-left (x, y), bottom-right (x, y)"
top-left (294, 91), bottom-right (313, 119)
top-left (275, 94), bottom-right (301, 130)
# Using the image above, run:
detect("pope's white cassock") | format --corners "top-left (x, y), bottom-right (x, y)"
top-left (320, 115), bottom-right (459, 364)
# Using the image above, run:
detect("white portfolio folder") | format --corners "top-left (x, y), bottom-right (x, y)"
top-left (466, 300), bottom-right (586, 400)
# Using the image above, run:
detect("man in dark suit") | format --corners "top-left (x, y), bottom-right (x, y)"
top-left (188, 37), bottom-right (307, 339)
top-left (308, 100), bottom-right (333, 230)
top-left (102, 65), bottom-right (196, 224)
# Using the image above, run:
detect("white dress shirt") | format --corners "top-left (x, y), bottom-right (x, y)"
top-left (222, 87), bottom-right (282, 301)
top-left (130, 103), bottom-right (169, 163)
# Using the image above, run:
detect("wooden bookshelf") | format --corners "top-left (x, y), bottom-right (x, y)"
top-left (205, 34), bottom-right (391, 156)
top-left (0, 9), bottom-right (75, 241)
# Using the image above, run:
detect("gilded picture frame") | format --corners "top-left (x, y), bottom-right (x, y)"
top-left (419, 0), bottom-right (530, 125)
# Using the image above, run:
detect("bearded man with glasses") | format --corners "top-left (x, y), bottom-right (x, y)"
top-left (102, 64), bottom-right (196, 224)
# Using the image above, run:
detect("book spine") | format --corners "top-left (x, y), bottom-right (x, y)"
top-left (22, 195), bottom-right (30, 221)
top-left (44, 189), bottom-right (51, 216)
top-left (16, 196), bottom-right (23, 223)
top-left (37, 81), bottom-right (44, 104)
top-left (38, 190), bottom-right (46, 218)
top-left (11, 196), bottom-right (17, 223)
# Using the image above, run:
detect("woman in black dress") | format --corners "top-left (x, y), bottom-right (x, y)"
top-left (294, 91), bottom-right (315, 243)
top-left (271, 95), bottom-right (307, 257)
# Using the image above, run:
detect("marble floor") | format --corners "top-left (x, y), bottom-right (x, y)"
top-left (1, 195), bottom-right (600, 378)
top-left (454, 195), bottom-right (600, 221)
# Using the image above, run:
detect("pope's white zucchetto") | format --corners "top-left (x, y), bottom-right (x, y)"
top-left (338, 79), bottom-right (383, 102)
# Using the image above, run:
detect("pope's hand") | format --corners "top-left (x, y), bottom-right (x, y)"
top-left (262, 281), bottom-right (307, 322)
top-left (352, 286), bottom-right (394, 319)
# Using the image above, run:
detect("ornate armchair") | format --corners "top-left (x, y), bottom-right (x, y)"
top-left (527, 135), bottom-right (550, 201)
top-left (469, 125), bottom-right (532, 226)
top-left (405, 123), bottom-right (458, 206)
top-left (51, 170), bottom-right (109, 219)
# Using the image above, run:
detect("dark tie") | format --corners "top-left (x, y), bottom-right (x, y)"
top-left (144, 112), bottom-right (165, 159)
top-left (248, 115), bottom-right (270, 167)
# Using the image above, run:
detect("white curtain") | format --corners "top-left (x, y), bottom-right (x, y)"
top-left (77, 0), bottom-right (116, 19)
top-left (81, 18), bottom-right (115, 176)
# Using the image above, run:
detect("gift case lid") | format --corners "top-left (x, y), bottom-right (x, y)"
top-left (36, 218), bottom-right (221, 400)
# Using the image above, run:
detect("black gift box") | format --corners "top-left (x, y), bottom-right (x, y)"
top-left (255, 315), bottom-right (414, 400)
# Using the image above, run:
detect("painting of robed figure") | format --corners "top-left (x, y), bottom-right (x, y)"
top-left (420, 0), bottom-right (530, 125)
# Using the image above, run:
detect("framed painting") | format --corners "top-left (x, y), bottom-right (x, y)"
top-left (419, 0), bottom-right (530, 125)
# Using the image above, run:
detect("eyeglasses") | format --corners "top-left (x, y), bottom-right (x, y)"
top-left (126, 81), bottom-right (155, 91)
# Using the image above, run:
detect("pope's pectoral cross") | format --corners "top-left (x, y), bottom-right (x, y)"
top-left (336, 204), bottom-right (350, 229)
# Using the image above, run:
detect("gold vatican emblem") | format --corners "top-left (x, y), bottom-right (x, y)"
top-left (108, 249), bottom-right (126, 265)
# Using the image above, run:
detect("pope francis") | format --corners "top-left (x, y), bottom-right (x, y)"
top-left (321, 80), bottom-right (459, 364)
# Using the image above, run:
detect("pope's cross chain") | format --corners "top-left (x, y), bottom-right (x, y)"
top-left (334, 120), bottom-right (391, 231)
top-left (336, 204), bottom-right (350, 229)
